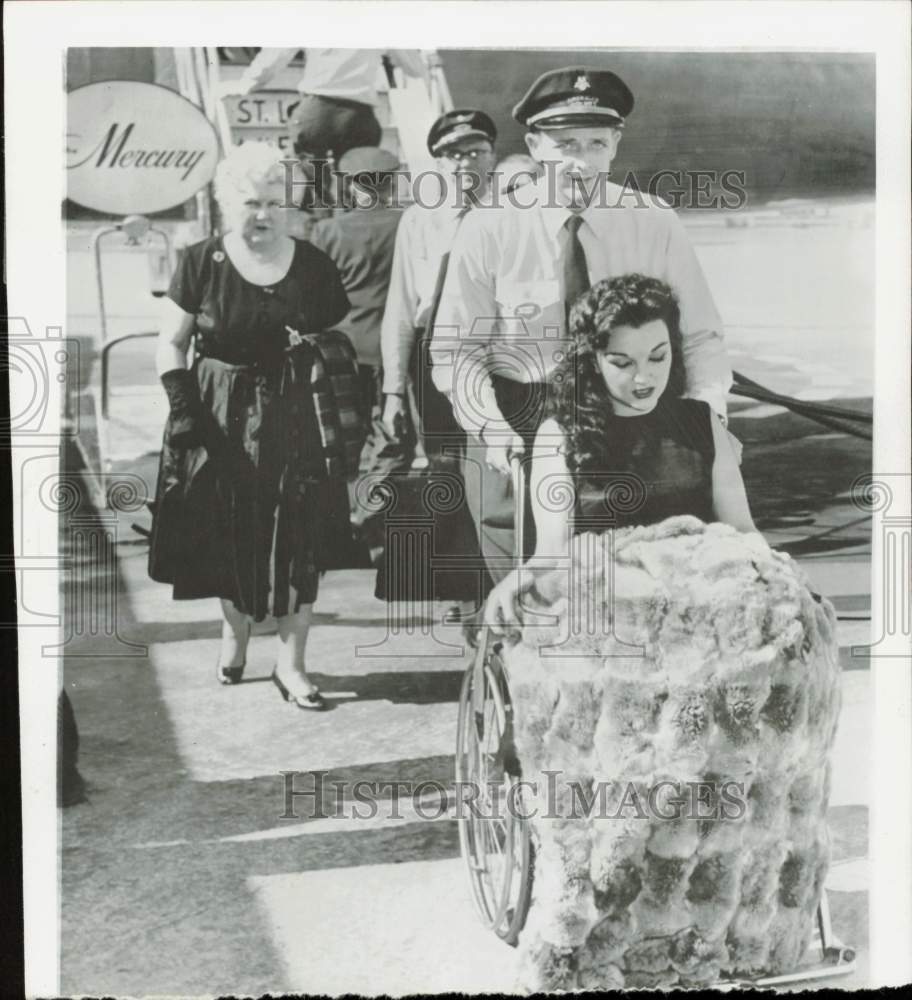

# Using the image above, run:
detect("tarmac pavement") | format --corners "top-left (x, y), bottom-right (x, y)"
top-left (59, 437), bottom-right (872, 995)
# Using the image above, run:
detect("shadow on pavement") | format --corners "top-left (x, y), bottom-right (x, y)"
top-left (287, 669), bottom-right (465, 707)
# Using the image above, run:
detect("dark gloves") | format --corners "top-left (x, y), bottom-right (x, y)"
top-left (160, 368), bottom-right (202, 447)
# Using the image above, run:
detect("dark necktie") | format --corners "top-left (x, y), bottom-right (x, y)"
top-left (562, 213), bottom-right (590, 325)
top-left (423, 203), bottom-right (473, 342)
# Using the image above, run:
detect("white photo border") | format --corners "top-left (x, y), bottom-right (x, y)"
top-left (4, 1), bottom-right (910, 993)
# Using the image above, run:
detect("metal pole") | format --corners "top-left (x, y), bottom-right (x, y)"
top-left (511, 453), bottom-right (525, 564)
top-left (424, 50), bottom-right (454, 114)
top-left (149, 226), bottom-right (174, 273)
top-left (91, 225), bottom-right (119, 345)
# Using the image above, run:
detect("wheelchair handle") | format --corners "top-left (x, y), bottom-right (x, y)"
top-left (510, 452), bottom-right (525, 564)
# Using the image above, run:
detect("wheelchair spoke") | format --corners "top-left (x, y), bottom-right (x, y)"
top-left (487, 820), bottom-right (506, 858)
top-left (476, 811), bottom-right (496, 857)
top-left (490, 815), bottom-right (509, 847)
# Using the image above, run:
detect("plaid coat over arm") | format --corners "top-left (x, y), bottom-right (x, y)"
top-left (284, 329), bottom-right (365, 482)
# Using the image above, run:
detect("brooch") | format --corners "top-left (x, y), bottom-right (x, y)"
top-left (212, 250), bottom-right (225, 263)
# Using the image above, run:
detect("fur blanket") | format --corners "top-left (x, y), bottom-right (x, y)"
top-left (503, 516), bottom-right (842, 991)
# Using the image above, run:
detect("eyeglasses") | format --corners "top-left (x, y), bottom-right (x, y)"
top-left (440, 148), bottom-right (492, 164)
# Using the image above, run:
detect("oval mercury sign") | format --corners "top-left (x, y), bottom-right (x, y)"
top-left (67, 81), bottom-right (220, 215)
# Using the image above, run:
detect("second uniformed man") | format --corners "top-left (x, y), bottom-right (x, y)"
top-left (380, 109), bottom-right (499, 464)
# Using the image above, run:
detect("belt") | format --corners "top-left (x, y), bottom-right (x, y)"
top-left (195, 354), bottom-right (282, 375)
top-left (490, 372), bottom-right (548, 388)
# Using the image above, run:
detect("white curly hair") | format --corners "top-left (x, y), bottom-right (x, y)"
top-left (213, 142), bottom-right (290, 205)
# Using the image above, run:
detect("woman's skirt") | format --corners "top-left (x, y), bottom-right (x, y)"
top-left (149, 356), bottom-right (361, 620)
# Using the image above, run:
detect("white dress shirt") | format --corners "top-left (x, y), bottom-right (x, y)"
top-left (431, 177), bottom-right (732, 435)
top-left (379, 201), bottom-right (466, 394)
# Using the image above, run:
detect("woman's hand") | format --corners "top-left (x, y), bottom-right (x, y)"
top-left (486, 568), bottom-right (534, 636)
top-left (160, 368), bottom-right (203, 448)
top-left (285, 325), bottom-right (305, 350)
top-left (156, 300), bottom-right (200, 445)
top-left (483, 428), bottom-right (525, 476)
top-left (382, 394), bottom-right (407, 439)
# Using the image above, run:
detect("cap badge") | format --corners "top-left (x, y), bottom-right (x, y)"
top-left (564, 95), bottom-right (599, 109)
top-left (573, 74), bottom-right (591, 92)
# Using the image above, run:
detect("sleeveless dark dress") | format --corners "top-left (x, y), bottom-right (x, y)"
top-left (569, 396), bottom-right (716, 534)
top-left (148, 235), bottom-right (358, 621)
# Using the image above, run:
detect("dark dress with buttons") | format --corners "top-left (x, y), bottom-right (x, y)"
top-left (568, 397), bottom-right (717, 534)
top-left (148, 235), bottom-right (354, 620)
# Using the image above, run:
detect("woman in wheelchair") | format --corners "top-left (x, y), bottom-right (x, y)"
top-left (463, 274), bottom-right (851, 990)
top-left (485, 273), bottom-right (755, 632)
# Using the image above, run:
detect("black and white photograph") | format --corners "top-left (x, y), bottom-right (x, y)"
top-left (4, 1), bottom-right (911, 995)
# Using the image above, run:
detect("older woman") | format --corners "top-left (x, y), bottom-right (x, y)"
top-left (149, 142), bottom-right (351, 709)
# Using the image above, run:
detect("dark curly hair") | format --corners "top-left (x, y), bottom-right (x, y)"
top-left (547, 274), bottom-right (686, 480)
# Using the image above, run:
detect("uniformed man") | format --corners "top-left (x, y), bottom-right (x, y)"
top-left (380, 109), bottom-right (498, 464)
top-left (431, 66), bottom-right (732, 584)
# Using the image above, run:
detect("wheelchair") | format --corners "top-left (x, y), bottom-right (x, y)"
top-left (455, 456), bottom-right (858, 983)
top-left (455, 454), bottom-right (534, 945)
top-left (455, 615), bottom-right (534, 945)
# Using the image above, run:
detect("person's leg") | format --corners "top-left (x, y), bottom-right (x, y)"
top-left (287, 95), bottom-right (334, 159)
top-left (274, 602), bottom-right (320, 696)
top-left (343, 102), bottom-right (383, 150)
top-left (461, 439), bottom-right (517, 587)
top-left (411, 328), bottom-right (463, 468)
top-left (461, 379), bottom-right (544, 590)
top-left (429, 436), bottom-right (492, 637)
top-left (286, 97), bottom-right (339, 210)
top-left (219, 598), bottom-right (251, 668)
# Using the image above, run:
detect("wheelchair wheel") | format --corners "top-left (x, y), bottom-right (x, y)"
top-left (455, 631), bottom-right (534, 945)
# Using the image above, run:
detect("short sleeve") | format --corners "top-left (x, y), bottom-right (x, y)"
top-left (308, 222), bottom-right (349, 286)
top-left (307, 220), bottom-right (333, 258)
top-left (167, 241), bottom-right (208, 315)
